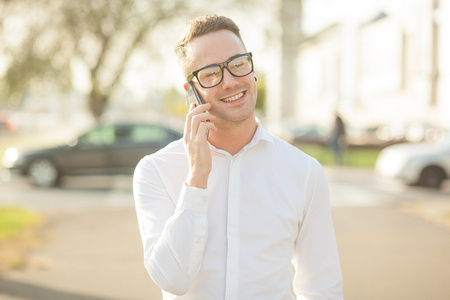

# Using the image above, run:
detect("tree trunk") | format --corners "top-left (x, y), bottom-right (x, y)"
top-left (89, 91), bottom-right (108, 122)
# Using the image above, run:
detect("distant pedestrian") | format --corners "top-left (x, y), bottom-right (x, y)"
top-left (329, 115), bottom-right (346, 165)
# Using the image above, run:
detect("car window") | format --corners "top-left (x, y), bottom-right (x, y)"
top-left (79, 126), bottom-right (116, 146)
top-left (131, 125), bottom-right (167, 144)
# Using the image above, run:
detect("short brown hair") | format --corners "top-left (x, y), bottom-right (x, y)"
top-left (175, 14), bottom-right (244, 77)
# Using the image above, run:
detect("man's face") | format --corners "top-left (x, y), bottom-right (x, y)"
top-left (186, 30), bottom-right (257, 126)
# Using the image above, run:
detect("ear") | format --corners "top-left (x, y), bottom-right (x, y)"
top-left (183, 82), bottom-right (189, 91)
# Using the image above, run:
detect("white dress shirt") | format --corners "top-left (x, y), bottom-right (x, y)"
top-left (133, 122), bottom-right (343, 300)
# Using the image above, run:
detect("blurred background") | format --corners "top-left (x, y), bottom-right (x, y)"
top-left (1, 0), bottom-right (450, 299)
top-left (1, 0), bottom-right (449, 147)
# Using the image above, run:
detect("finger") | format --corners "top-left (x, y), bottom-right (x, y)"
top-left (185, 112), bottom-right (212, 142)
top-left (185, 103), bottom-right (211, 135)
top-left (190, 113), bottom-right (216, 136)
top-left (184, 106), bottom-right (198, 139)
top-left (189, 103), bottom-right (211, 115)
top-left (196, 121), bottom-right (217, 139)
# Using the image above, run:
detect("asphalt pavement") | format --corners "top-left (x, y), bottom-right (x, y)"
top-left (1, 168), bottom-right (450, 300)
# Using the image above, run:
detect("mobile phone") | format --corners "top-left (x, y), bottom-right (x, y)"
top-left (185, 82), bottom-right (209, 138)
top-left (185, 82), bottom-right (203, 109)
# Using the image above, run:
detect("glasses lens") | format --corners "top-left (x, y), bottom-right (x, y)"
top-left (197, 66), bottom-right (222, 88)
top-left (227, 55), bottom-right (253, 77)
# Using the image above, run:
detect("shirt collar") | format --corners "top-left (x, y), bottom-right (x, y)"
top-left (209, 118), bottom-right (275, 155)
top-left (246, 119), bottom-right (275, 148)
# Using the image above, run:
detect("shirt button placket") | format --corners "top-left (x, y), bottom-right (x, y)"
top-left (225, 154), bottom-right (242, 300)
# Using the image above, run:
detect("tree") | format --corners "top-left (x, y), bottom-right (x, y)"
top-left (1, 0), bottom-right (189, 121)
top-left (0, 0), bottom-right (259, 121)
top-left (60, 0), bottom-right (190, 121)
top-left (0, 0), bottom-right (72, 107)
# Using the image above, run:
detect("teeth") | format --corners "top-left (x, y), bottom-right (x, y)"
top-left (222, 92), bottom-right (244, 102)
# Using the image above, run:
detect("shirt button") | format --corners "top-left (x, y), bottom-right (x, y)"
top-left (196, 238), bottom-right (203, 244)
top-left (202, 196), bottom-right (208, 204)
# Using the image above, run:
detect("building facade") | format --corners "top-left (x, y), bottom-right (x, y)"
top-left (269, 0), bottom-right (450, 141)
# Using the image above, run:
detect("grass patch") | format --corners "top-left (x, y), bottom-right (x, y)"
top-left (294, 143), bottom-right (382, 168)
top-left (0, 207), bottom-right (41, 242)
top-left (0, 206), bottom-right (44, 274)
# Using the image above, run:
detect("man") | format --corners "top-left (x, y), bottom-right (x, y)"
top-left (134, 14), bottom-right (343, 299)
top-left (328, 114), bottom-right (346, 165)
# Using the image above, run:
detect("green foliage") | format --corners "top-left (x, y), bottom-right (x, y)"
top-left (295, 143), bottom-right (381, 168)
top-left (0, 207), bottom-right (41, 242)
top-left (255, 75), bottom-right (266, 112)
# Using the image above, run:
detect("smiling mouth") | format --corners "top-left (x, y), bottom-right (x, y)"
top-left (221, 92), bottom-right (244, 102)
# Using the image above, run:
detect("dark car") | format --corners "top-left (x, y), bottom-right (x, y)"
top-left (2, 123), bottom-right (182, 187)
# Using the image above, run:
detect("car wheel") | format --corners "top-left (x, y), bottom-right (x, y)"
top-left (419, 166), bottom-right (445, 189)
top-left (27, 158), bottom-right (60, 187)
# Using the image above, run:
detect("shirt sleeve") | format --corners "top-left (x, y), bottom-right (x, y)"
top-left (133, 157), bottom-right (208, 295)
top-left (292, 159), bottom-right (343, 299)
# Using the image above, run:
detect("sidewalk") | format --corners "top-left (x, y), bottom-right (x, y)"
top-left (333, 206), bottom-right (450, 300)
top-left (2, 205), bottom-right (450, 300)
top-left (325, 166), bottom-right (450, 230)
top-left (0, 208), bottom-right (161, 300)
top-left (400, 199), bottom-right (450, 231)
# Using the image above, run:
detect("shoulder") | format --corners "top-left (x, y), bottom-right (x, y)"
top-left (135, 139), bottom-right (186, 173)
top-left (257, 131), bottom-right (323, 179)
top-left (271, 133), bottom-right (326, 179)
top-left (269, 133), bottom-right (317, 164)
top-left (134, 139), bottom-right (188, 195)
top-left (155, 138), bottom-right (185, 155)
top-left (146, 138), bottom-right (184, 159)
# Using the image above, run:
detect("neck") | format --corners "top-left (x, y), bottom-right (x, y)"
top-left (208, 116), bottom-right (258, 156)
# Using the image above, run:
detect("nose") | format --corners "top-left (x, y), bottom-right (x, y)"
top-left (221, 68), bottom-right (239, 89)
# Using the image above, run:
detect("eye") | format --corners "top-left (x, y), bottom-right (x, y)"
top-left (205, 70), bottom-right (220, 78)
top-left (231, 61), bottom-right (245, 70)
top-left (199, 67), bottom-right (221, 81)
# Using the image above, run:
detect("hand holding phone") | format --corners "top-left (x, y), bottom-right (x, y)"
top-left (183, 82), bottom-right (216, 188)
top-left (185, 82), bottom-right (209, 138)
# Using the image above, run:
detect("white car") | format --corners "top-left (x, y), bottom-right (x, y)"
top-left (375, 136), bottom-right (450, 188)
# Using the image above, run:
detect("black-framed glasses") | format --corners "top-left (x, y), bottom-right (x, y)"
top-left (186, 52), bottom-right (253, 88)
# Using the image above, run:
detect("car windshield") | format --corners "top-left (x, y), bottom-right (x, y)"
top-left (79, 126), bottom-right (116, 146)
top-left (77, 124), bottom-right (169, 146)
top-left (130, 125), bottom-right (167, 143)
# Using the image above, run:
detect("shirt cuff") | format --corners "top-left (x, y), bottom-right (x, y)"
top-left (176, 184), bottom-right (209, 214)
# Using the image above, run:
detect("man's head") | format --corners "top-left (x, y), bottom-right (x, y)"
top-left (175, 15), bottom-right (257, 127)
top-left (175, 14), bottom-right (245, 77)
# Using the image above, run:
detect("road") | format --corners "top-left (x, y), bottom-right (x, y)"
top-left (2, 167), bottom-right (449, 212)
top-left (0, 173), bottom-right (135, 212)
top-left (0, 168), bottom-right (450, 300)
